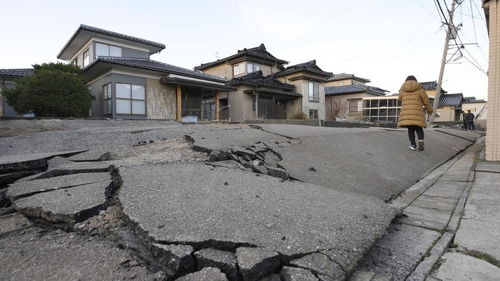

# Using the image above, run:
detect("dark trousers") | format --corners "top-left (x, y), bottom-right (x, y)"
top-left (466, 121), bottom-right (475, 131)
top-left (407, 126), bottom-right (424, 146)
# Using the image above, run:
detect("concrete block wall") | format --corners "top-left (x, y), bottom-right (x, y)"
top-left (486, 0), bottom-right (500, 161)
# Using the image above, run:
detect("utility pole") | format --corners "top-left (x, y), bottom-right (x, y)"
top-left (431, 0), bottom-right (458, 122)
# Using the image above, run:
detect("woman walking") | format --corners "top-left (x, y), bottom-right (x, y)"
top-left (397, 76), bottom-right (433, 151)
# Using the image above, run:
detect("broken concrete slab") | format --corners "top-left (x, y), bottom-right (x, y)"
top-left (68, 149), bottom-right (111, 162)
top-left (31, 161), bottom-right (112, 180)
top-left (0, 170), bottom-right (38, 186)
top-left (194, 248), bottom-right (238, 281)
top-left (454, 219), bottom-right (500, 265)
top-left (422, 180), bottom-right (467, 199)
top-left (151, 243), bottom-right (195, 274)
top-left (208, 160), bottom-right (246, 170)
top-left (432, 252), bottom-right (500, 281)
top-left (281, 266), bottom-right (318, 281)
top-left (352, 224), bottom-right (441, 281)
top-left (0, 227), bottom-right (156, 281)
top-left (175, 267), bottom-right (227, 281)
top-left (397, 206), bottom-right (451, 231)
top-left (410, 195), bottom-right (458, 212)
top-left (14, 181), bottom-right (112, 223)
top-left (475, 161), bottom-right (500, 173)
top-left (236, 247), bottom-right (281, 281)
top-left (120, 163), bottom-right (396, 271)
top-left (290, 253), bottom-right (345, 281)
top-left (7, 172), bottom-right (111, 200)
top-left (0, 150), bottom-right (86, 173)
top-left (0, 212), bottom-right (32, 235)
top-left (187, 128), bottom-right (288, 152)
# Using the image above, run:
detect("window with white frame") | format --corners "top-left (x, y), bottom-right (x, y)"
top-left (233, 64), bottom-right (245, 76)
top-left (309, 109), bottom-right (319, 120)
top-left (349, 99), bottom-right (361, 112)
top-left (103, 84), bottom-right (112, 115)
top-left (246, 63), bottom-right (261, 73)
top-left (83, 49), bottom-right (90, 67)
top-left (308, 81), bottom-right (319, 102)
top-left (115, 83), bottom-right (146, 115)
top-left (96, 43), bottom-right (122, 58)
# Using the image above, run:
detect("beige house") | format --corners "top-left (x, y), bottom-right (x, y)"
top-left (462, 97), bottom-right (487, 120)
top-left (196, 45), bottom-right (331, 121)
top-left (483, 0), bottom-right (500, 161)
top-left (323, 74), bottom-right (388, 121)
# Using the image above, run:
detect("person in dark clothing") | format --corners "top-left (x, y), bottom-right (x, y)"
top-left (397, 75), bottom-right (433, 151)
top-left (465, 110), bottom-right (476, 131)
top-left (462, 111), bottom-right (468, 129)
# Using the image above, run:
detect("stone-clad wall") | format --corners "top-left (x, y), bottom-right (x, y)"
top-left (146, 79), bottom-right (176, 120)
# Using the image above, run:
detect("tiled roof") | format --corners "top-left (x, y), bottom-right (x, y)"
top-left (421, 81), bottom-right (447, 93)
top-left (58, 25), bottom-right (165, 60)
top-left (274, 60), bottom-right (332, 78)
top-left (229, 70), bottom-right (295, 91)
top-left (325, 85), bottom-right (388, 96)
top-left (326, 73), bottom-right (370, 83)
top-left (439, 93), bottom-right (463, 107)
top-left (0, 68), bottom-right (34, 78)
top-left (83, 25), bottom-right (164, 49)
top-left (195, 44), bottom-right (288, 70)
top-left (463, 96), bottom-right (486, 103)
top-left (85, 57), bottom-right (227, 83)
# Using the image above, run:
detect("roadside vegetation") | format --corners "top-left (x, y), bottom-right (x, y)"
top-left (3, 63), bottom-right (93, 117)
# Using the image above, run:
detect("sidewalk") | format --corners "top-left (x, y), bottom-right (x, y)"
top-left (427, 151), bottom-right (500, 280)
top-left (349, 137), bottom-right (500, 281)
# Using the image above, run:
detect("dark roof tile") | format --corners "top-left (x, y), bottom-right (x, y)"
top-left (326, 73), bottom-right (370, 83)
top-left (275, 60), bottom-right (332, 78)
top-left (85, 57), bottom-right (227, 83)
top-left (325, 85), bottom-right (387, 96)
top-left (195, 44), bottom-right (288, 70)
top-left (0, 68), bottom-right (34, 78)
top-left (439, 93), bottom-right (463, 107)
top-left (229, 70), bottom-right (295, 91)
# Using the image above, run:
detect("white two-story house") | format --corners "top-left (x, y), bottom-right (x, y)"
top-left (57, 25), bottom-right (235, 121)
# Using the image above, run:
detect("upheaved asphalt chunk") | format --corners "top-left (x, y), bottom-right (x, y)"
top-left (151, 243), bottom-right (195, 273)
top-left (0, 227), bottom-right (156, 281)
top-left (290, 253), bottom-right (346, 281)
top-left (194, 248), bottom-right (238, 281)
top-left (0, 150), bottom-right (86, 173)
top-left (120, 163), bottom-right (395, 272)
top-left (175, 267), bottom-right (228, 281)
top-left (7, 172), bottom-right (111, 200)
top-left (236, 247), bottom-right (281, 281)
top-left (32, 162), bottom-right (112, 179)
top-left (68, 150), bottom-right (111, 162)
top-left (13, 181), bottom-right (112, 223)
top-left (281, 266), bottom-right (319, 281)
top-left (0, 213), bottom-right (32, 235)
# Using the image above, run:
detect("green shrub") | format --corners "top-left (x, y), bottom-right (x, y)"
top-left (3, 62), bottom-right (93, 117)
top-left (288, 112), bottom-right (308, 120)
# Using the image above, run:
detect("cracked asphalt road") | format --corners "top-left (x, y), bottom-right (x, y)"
top-left (0, 120), bottom-right (481, 280)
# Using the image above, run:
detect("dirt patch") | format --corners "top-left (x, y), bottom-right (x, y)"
top-left (108, 139), bottom-right (207, 167)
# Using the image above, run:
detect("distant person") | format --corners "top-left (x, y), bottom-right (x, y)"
top-left (397, 76), bottom-right (433, 151)
top-left (465, 110), bottom-right (476, 131)
top-left (462, 111), bottom-right (468, 129)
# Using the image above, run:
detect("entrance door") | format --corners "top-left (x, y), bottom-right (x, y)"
top-left (201, 97), bottom-right (216, 121)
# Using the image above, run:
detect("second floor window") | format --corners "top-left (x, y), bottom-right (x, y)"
top-left (308, 81), bottom-right (319, 102)
top-left (96, 43), bottom-right (122, 58)
top-left (233, 64), bottom-right (244, 76)
top-left (247, 63), bottom-right (261, 73)
top-left (83, 49), bottom-right (90, 67)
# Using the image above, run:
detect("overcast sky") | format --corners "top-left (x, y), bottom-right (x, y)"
top-left (0, 0), bottom-right (489, 99)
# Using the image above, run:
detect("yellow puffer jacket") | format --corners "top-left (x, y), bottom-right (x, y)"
top-left (397, 81), bottom-right (433, 128)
